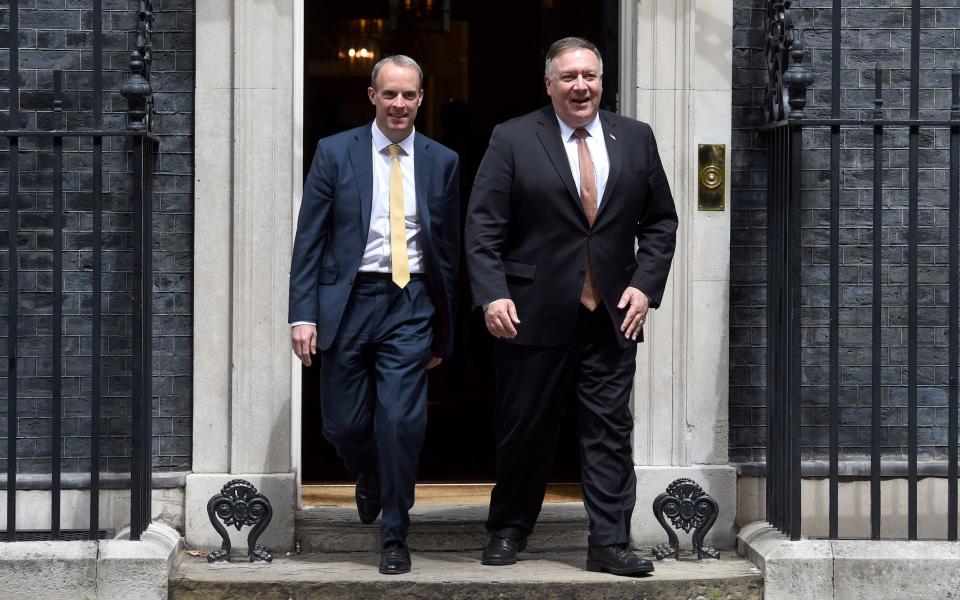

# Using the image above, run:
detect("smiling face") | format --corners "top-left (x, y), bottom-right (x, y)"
top-left (544, 47), bottom-right (603, 129)
top-left (368, 62), bottom-right (423, 143)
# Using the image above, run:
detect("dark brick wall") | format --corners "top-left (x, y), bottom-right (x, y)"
top-left (731, 0), bottom-right (960, 463)
top-left (0, 0), bottom-right (193, 474)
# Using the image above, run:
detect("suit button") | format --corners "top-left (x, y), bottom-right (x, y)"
top-left (579, 270), bottom-right (585, 276)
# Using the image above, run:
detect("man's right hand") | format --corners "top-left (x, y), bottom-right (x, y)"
top-left (484, 299), bottom-right (520, 339)
top-left (291, 324), bottom-right (318, 366)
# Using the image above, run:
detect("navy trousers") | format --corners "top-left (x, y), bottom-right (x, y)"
top-left (487, 305), bottom-right (637, 547)
top-left (319, 276), bottom-right (435, 544)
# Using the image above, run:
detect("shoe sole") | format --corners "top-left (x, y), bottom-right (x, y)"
top-left (356, 495), bottom-right (381, 524)
top-left (379, 566), bottom-right (411, 575)
top-left (481, 556), bottom-right (518, 566)
top-left (585, 560), bottom-right (655, 576)
top-left (358, 511), bottom-right (381, 525)
top-left (481, 538), bottom-right (527, 566)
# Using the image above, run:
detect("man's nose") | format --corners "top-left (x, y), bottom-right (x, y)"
top-left (572, 75), bottom-right (586, 89)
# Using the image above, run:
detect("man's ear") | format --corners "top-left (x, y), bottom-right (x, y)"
top-left (368, 87), bottom-right (376, 105)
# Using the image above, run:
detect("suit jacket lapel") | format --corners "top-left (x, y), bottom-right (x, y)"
top-left (414, 132), bottom-right (433, 238)
top-left (535, 107), bottom-right (585, 222)
top-left (596, 112), bottom-right (622, 222)
top-left (348, 125), bottom-right (374, 239)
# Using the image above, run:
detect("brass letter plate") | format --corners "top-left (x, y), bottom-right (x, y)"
top-left (698, 144), bottom-right (726, 211)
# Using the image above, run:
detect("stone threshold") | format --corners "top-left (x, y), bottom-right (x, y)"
top-left (171, 550), bottom-right (762, 600)
top-left (296, 502), bottom-right (590, 553)
top-left (302, 483), bottom-right (581, 507)
top-left (738, 521), bottom-right (960, 600)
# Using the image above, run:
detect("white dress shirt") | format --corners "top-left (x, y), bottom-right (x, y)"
top-left (484, 112), bottom-right (610, 312)
top-left (362, 123), bottom-right (423, 273)
top-left (290, 123), bottom-right (423, 327)
top-left (557, 112), bottom-right (609, 206)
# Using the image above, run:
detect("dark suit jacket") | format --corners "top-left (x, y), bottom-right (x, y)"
top-left (289, 124), bottom-right (460, 358)
top-left (465, 106), bottom-right (677, 348)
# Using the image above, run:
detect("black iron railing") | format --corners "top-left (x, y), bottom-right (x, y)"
top-left (1, 0), bottom-right (156, 541)
top-left (761, 0), bottom-right (960, 541)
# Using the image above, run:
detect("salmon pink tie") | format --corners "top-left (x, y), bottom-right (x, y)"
top-left (575, 128), bottom-right (600, 311)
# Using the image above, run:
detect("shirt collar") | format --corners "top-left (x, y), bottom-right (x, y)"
top-left (556, 112), bottom-right (602, 143)
top-left (372, 122), bottom-right (416, 155)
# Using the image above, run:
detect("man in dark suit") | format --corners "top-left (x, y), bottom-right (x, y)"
top-left (465, 37), bottom-right (677, 576)
top-left (289, 55), bottom-right (459, 575)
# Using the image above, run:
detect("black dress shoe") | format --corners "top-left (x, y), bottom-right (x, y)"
top-left (586, 544), bottom-right (655, 576)
top-left (355, 470), bottom-right (381, 525)
top-left (481, 535), bottom-right (527, 565)
top-left (379, 542), bottom-right (411, 575)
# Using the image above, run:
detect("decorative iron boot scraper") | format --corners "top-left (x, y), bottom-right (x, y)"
top-left (206, 479), bottom-right (274, 562)
top-left (651, 478), bottom-right (720, 560)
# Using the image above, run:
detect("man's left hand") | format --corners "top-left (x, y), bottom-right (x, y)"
top-left (427, 356), bottom-right (443, 369)
top-left (617, 286), bottom-right (650, 341)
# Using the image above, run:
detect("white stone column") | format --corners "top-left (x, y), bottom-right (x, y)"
top-left (186, 0), bottom-right (297, 552)
top-left (627, 0), bottom-right (736, 548)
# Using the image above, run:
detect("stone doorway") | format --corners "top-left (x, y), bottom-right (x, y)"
top-left (299, 0), bottom-right (618, 483)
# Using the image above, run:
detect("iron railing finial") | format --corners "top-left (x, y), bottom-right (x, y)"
top-left (120, 1), bottom-right (155, 132)
top-left (783, 43), bottom-right (812, 120)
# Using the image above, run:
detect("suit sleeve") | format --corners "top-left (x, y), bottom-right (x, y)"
top-left (465, 124), bottom-right (514, 309)
top-left (630, 127), bottom-right (678, 309)
top-left (288, 140), bottom-right (335, 323)
top-left (440, 155), bottom-right (461, 287)
top-left (432, 154), bottom-right (461, 359)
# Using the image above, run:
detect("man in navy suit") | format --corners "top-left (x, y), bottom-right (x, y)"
top-left (466, 38), bottom-right (677, 576)
top-left (289, 55), bottom-right (459, 575)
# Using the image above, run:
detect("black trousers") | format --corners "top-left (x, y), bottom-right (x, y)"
top-left (487, 305), bottom-right (637, 547)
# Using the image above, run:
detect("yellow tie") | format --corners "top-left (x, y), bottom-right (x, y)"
top-left (387, 144), bottom-right (410, 288)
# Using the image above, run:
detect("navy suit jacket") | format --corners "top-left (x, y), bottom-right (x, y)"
top-left (465, 106), bottom-right (677, 348)
top-left (289, 124), bottom-right (460, 359)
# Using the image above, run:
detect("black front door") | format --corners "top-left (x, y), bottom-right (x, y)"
top-left (301, 0), bottom-right (617, 483)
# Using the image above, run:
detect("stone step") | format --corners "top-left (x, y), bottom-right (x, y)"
top-left (296, 502), bottom-right (589, 553)
top-left (171, 551), bottom-right (763, 600)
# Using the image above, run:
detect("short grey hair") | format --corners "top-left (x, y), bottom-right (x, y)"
top-left (544, 37), bottom-right (603, 77)
top-left (370, 55), bottom-right (424, 89)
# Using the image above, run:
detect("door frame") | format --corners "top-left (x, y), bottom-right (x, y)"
top-left (290, 0), bottom-right (636, 507)
top-left (291, 0), bottom-right (305, 499)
